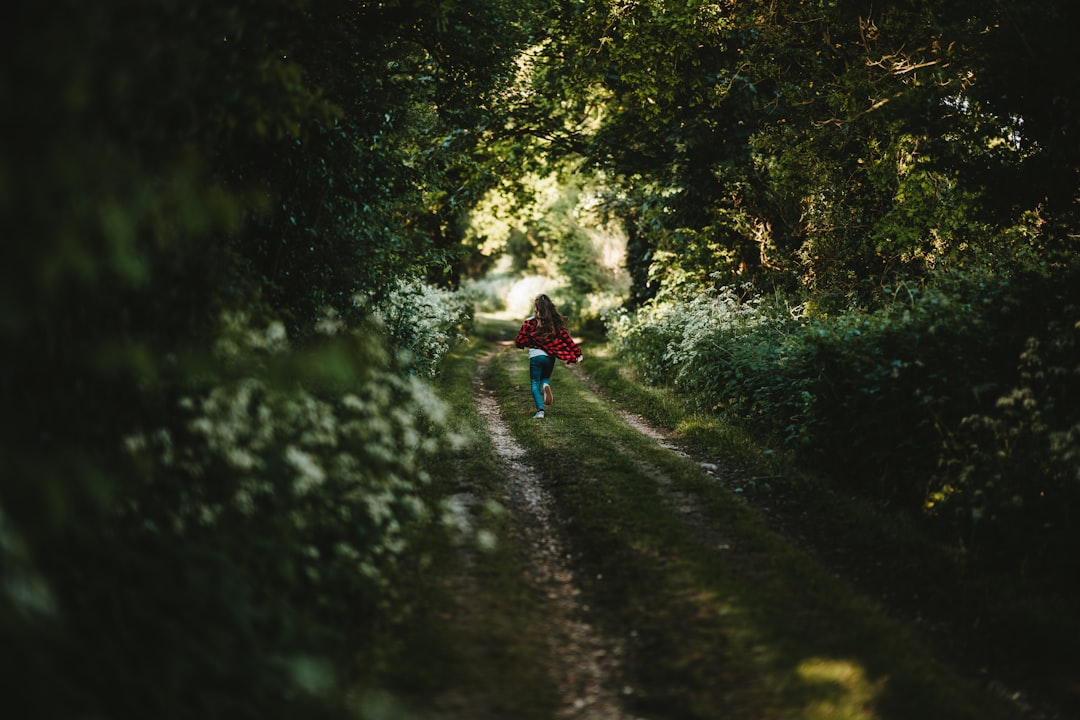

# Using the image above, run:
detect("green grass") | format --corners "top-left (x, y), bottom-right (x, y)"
top-left (486, 343), bottom-right (1019, 720)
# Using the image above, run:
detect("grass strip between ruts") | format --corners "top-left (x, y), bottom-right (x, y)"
top-left (488, 343), bottom-right (1018, 720)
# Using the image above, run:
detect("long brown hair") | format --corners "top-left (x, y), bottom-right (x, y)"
top-left (532, 294), bottom-right (567, 341)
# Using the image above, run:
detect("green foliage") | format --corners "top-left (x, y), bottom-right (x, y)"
top-left (521, 0), bottom-right (1072, 308)
top-left (462, 167), bottom-right (630, 323)
top-left (371, 278), bottom-right (474, 377)
top-left (513, 0), bottom-right (1080, 567)
top-left (1, 0), bottom-right (543, 715)
top-left (609, 257), bottom-right (1080, 559)
top-left (607, 283), bottom-right (785, 388)
top-left (5, 0), bottom-right (1080, 712)
top-left (960, 0), bottom-right (1080, 215)
top-left (2, 317), bottom-right (468, 718)
top-left (933, 312), bottom-right (1080, 554)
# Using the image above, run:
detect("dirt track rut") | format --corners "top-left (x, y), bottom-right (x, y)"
top-left (474, 354), bottom-right (641, 720)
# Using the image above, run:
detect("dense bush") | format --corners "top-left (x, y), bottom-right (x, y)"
top-left (933, 311), bottom-right (1080, 555)
top-left (1, 296), bottom-right (471, 718)
top-left (371, 278), bottom-right (474, 377)
top-left (608, 262), bottom-right (1080, 557)
top-left (1, 0), bottom-right (525, 714)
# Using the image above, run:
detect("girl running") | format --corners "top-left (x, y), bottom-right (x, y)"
top-left (514, 294), bottom-right (583, 419)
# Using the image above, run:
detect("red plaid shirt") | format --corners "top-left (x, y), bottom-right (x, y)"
top-left (514, 318), bottom-right (582, 364)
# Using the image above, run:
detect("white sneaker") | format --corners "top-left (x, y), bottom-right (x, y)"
top-left (533, 410), bottom-right (545, 419)
top-left (543, 384), bottom-right (553, 405)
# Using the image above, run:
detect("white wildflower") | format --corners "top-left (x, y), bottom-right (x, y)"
top-left (286, 446), bottom-right (326, 495)
top-left (315, 306), bottom-right (345, 336)
top-left (233, 488), bottom-right (255, 516)
top-left (476, 529), bottom-right (497, 552)
top-left (264, 321), bottom-right (288, 351)
top-left (341, 394), bottom-right (365, 412)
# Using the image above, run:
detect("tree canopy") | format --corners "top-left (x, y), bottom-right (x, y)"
top-left (3, 0), bottom-right (1079, 716)
top-left (516, 0), bottom-right (1078, 302)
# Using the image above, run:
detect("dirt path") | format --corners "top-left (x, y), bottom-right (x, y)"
top-left (473, 354), bottom-right (641, 720)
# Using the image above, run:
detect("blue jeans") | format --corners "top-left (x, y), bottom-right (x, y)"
top-left (529, 354), bottom-right (555, 410)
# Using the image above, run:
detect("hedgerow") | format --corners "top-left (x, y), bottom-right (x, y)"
top-left (1, 285), bottom-right (472, 719)
top-left (933, 308), bottom-right (1080, 555)
top-left (607, 263), bottom-right (1080, 557)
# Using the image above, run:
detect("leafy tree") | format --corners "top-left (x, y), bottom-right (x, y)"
top-left (1, 0), bottom-right (545, 716)
top-left (521, 0), bottom-right (1062, 305)
top-left (954, 0), bottom-right (1080, 224)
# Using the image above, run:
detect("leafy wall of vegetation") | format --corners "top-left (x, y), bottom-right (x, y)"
top-left (1, 0), bottom-right (535, 716)
top-left (608, 266), bottom-right (1080, 557)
